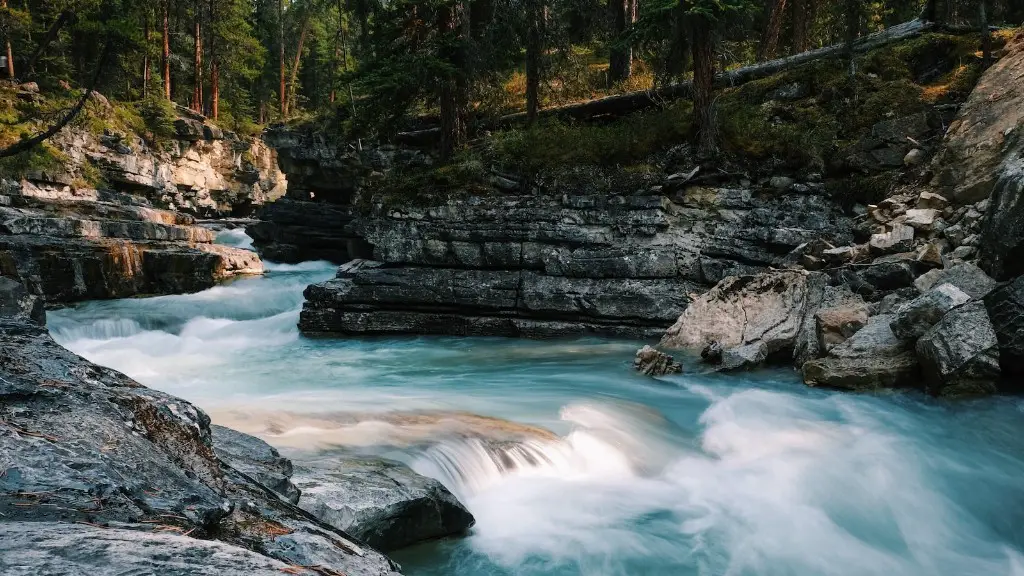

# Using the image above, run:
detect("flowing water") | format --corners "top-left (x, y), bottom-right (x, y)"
top-left (47, 230), bottom-right (1024, 576)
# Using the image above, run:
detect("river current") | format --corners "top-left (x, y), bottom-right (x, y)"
top-left (47, 229), bottom-right (1024, 576)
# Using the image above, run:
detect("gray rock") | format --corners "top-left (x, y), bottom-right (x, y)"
top-left (917, 300), bottom-right (1001, 396)
top-left (815, 305), bottom-right (869, 352)
top-left (701, 340), bottom-right (723, 364)
top-left (890, 283), bottom-right (972, 340)
top-left (173, 118), bottom-right (205, 141)
top-left (869, 224), bottom-right (915, 254)
top-left (720, 342), bottom-right (769, 371)
top-left (904, 148), bottom-right (927, 166)
top-left (802, 352), bottom-right (919, 391)
top-left (212, 425), bottom-right (300, 504)
top-left (829, 314), bottom-right (912, 359)
top-left (634, 345), bottom-right (683, 376)
top-left (0, 275), bottom-right (45, 325)
top-left (978, 158), bottom-right (1024, 280)
top-left (293, 458), bottom-right (474, 552)
top-left (950, 245), bottom-right (977, 260)
top-left (769, 176), bottom-right (796, 190)
top-left (913, 262), bottom-right (997, 299)
top-left (903, 208), bottom-right (940, 231)
top-left (984, 275), bottom-right (1024, 384)
top-left (0, 522), bottom-right (301, 576)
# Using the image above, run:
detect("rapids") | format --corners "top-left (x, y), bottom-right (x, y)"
top-left (46, 230), bottom-right (1024, 576)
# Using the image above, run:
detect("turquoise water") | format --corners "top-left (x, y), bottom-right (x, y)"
top-left (47, 230), bottom-right (1024, 576)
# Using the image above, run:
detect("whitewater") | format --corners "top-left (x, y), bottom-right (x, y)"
top-left (47, 228), bottom-right (1024, 576)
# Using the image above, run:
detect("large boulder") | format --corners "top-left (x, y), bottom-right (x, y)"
top-left (801, 314), bottom-right (918, 391)
top-left (913, 262), bottom-right (997, 299)
top-left (211, 425), bottom-right (300, 504)
top-left (293, 458), bottom-right (475, 552)
top-left (916, 301), bottom-right (1001, 397)
top-left (890, 283), bottom-right (972, 340)
top-left (979, 148), bottom-right (1024, 281)
top-left (929, 32), bottom-right (1024, 204)
top-left (0, 275), bottom-right (44, 325)
top-left (660, 270), bottom-right (826, 365)
top-left (984, 275), bottom-right (1024, 384)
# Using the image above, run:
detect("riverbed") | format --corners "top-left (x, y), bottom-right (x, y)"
top-left (46, 230), bottom-right (1024, 576)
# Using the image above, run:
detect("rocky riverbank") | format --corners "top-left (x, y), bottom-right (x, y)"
top-left (0, 95), bottom-right (282, 304)
top-left (0, 275), bottom-right (475, 574)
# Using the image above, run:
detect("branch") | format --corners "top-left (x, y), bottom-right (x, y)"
top-left (0, 40), bottom-right (114, 159)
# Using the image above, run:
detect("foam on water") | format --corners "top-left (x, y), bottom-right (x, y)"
top-left (47, 231), bottom-right (1024, 576)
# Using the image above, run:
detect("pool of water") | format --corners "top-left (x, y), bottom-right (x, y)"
top-left (46, 231), bottom-right (1024, 576)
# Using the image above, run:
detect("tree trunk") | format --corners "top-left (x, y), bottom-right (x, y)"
top-left (437, 0), bottom-right (468, 159)
top-left (607, 0), bottom-right (631, 85)
top-left (287, 11), bottom-right (311, 118)
top-left (525, 0), bottom-right (543, 123)
top-left (143, 11), bottom-right (150, 97)
top-left (209, 0), bottom-right (218, 118)
top-left (980, 0), bottom-right (991, 67)
top-left (758, 0), bottom-right (787, 61)
top-left (690, 17), bottom-right (716, 157)
top-left (279, 0), bottom-right (286, 118)
top-left (26, 9), bottom-right (73, 76)
top-left (162, 0), bottom-right (171, 99)
top-left (193, 1), bottom-right (203, 113)
top-left (2, 0), bottom-right (14, 79)
top-left (844, 0), bottom-right (859, 81)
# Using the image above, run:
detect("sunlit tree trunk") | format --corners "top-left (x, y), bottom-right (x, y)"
top-left (192, 0), bottom-right (203, 113)
top-left (2, 0), bottom-right (14, 79)
top-left (163, 0), bottom-right (171, 99)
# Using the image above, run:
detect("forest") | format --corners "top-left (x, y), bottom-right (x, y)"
top-left (0, 0), bottom-right (1020, 160)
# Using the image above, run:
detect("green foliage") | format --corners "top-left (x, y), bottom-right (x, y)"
top-left (369, 154), bottom-right (489, 207)
top-left (491, 101), bottom-right (694, 172)
top-left (134, 96), bottom-right (177, 140)
top-left (0, 141), bottom-right (68, 179)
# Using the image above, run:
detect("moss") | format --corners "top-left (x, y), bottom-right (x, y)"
top-left (369, 155), bottom-right (490, 208)
top-left (0, 141), bottom-right (68, 180)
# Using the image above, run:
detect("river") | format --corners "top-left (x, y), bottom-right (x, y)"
top-left (46, 229), bottom-right (1024, 576)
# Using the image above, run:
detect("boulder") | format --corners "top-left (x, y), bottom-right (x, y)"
top-left (903, 148), bottom-right (926, 167)
top-left (978, 150), bottom-right (1024, 280)
top-left (913, 262), bottom-right (997, 299)
top-left (890, 283), bottom-right (972, 340)
top-left (916, 301), bottom-right (1001, 396)
top-left (984, 275), bottom-right (1024, 384)
top-left (0, 522), bottom-right (298, 576)
top-left (815, 305), bottom-right (869, 352)
top-left (903, 208), bottom-right (940, 231)
top-left (0, 275), bottom-right (45, 325)
top-left (720, 342), bottom-right (769, 371)
top-left (634, 345), bottom-right (683, 376)
top-left (293, 458), bottom-right (475, 552)
top-left (929, 33), bottom-right (1024, 204)
top-left (700, 340), bottom-right (723, 364)
top-left (211, 425), bottom-right (300, 504)
top-left (802, 352), bottom-right (919, 391)
top-left (869, 224), bottom-right (915, 254)
top-left (173, 118), bottom-right (205, 141)
top-left (660, 271), bottom-right (826, 366)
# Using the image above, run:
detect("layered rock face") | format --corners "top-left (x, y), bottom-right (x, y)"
top-left (0, 277), bottom-right (399, 576)
top-left (297, 188), bottom-right (850, 338)
top-left (0, 180), bottom-right (261, 304)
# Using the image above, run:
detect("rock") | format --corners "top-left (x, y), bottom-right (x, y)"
top-left (857, 260), bottom-right (918, 291)
top-left (802, 352), bottom-right (919, 391)
top-left (915, 241), bottom-right (945, 266)
top-left (769, 176), bottom-right (796, 190)
top-left (984, 275), bottom-right (1024, 383)
top-left (829, 314), bottom-right (911, 359)
top-left (173, 118), bottom-right (205, 141)
top-left (0, 275), bottom-right (45, 325)
top-left (916, 301), bottom-right (1001, 396)
top-left (720, 342), bottom-right (768, 371)
top-left (18, 81), bottom-right (39, 93)
top-left (929, 33), bottom-right (1024, 204)
top-left (979, 153), bottom-right (1024, 280)
top-left (822, 244), bottom-right (869, 266)
top-left (904, 148), bottom-right (926, 166)
top-left (890, 283), bottom-right (972, 339)
top-left (203, 124), bottom-right (225, 140)
top-left (903, 208), bottom-right (940, 231)
top-left (869, 224), bottom-right (915, 254)
top-left (950, 245), bottom-right (977, 260)
top-left (0, 522), bottom-right (300, 576)
top-left (815, 305), bottom-right (869, 352)
top-left (292, 458), bottom-right (475, 552)
top-left (634, 345), bottom-right (683, 376)
top-left (700, 340), bottom-right (723, 364)
top-left (660, 271), bottom-right (826, 367)
top-left (913, 262), bottom-right (997, 299)
top-left (0, 294), bottom-right (399, 576)
top-left (872, 113), bottom-right (930, 143)
top-left (943, 223), bottom-right (967, 245)
top-left (211, 425), bottom-right (300, 504)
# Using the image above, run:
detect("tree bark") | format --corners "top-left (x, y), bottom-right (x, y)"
top-left (193, 0), bottom-right (203, 113)
top-left (690, 17), bottom-right (716, 157)
top-left (162, 0), bottom-right (171, 99)
top-left (844, 0), bottom-right (859, 81)
top-left (26, 9), bottom-right (73, 76)
top-left (287, 10), bottom-right (311, 118)
top-left (980, 0), bottom-right (991, 67)
top-left (790, 0), bottom-right (816, 53)
top-left (208, 0), bottom-right (218, 118)
top-left (758, 0), bottom-right (787, 61)
top-left (437, 0), bottom-right (468, 158)
top-left (143, 11), bottom-right (151, 97)
top-left (525, 0), bottom-right (543, 123)
top-left (2, 0), bottom-right (14, 79)
top-left (279, 0), bottom-right (286, 118)
top-left (607, 0), bottom-right (631, 85)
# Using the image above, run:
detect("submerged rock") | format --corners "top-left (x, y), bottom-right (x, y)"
top-left (293, 458), bottom-right (475, 552)
top-left (916, 300), bottom-right (1001, 397)
top-left (634, 345), bottom-right (683, 376)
